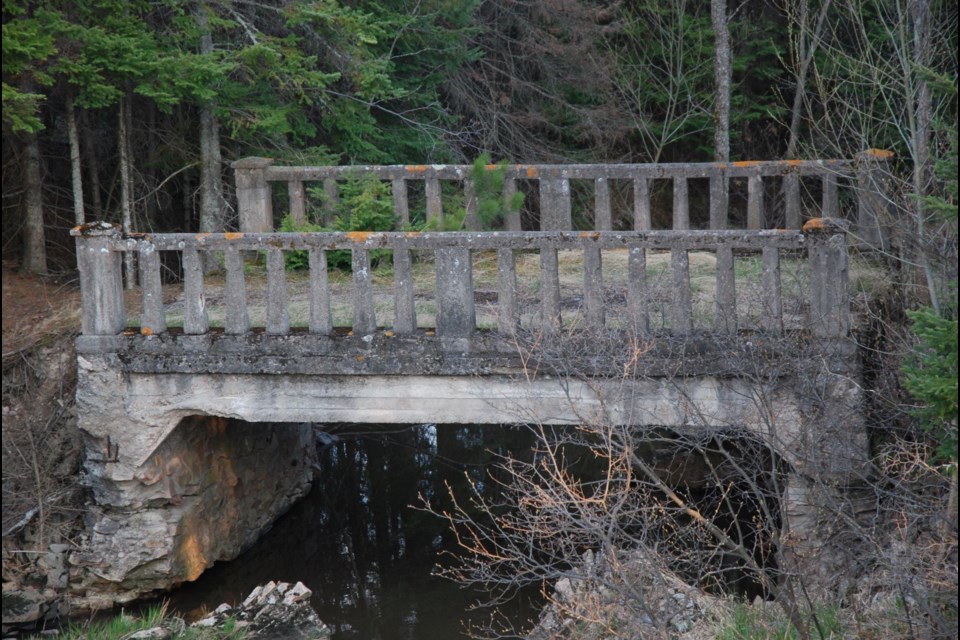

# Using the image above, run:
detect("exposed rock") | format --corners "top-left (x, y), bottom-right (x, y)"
top-left (1, 584), bottom-right (64, 635)
top-left (69, 417), bottom-right (317, 608)
top-left (530, 549), bottom-right (727, 639)
top-left (192, 581), bottom-right (330, 640)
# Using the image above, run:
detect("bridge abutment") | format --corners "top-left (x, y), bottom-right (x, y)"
top-left (69, 413), bottom-right (316, 609)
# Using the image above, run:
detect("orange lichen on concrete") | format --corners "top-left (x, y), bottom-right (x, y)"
top-left (731, 161), bottom-right (760, 167)
top-left (347, 231), bottom-right (371, 243)
top-left (141, 327), bottom-right (154, 336)
top-left (865, 148), bottom-right (894, 160)
top-left (781, 159), bottom-right (803, 166)
top-left (223, 232), bottom-right (244, 240)
top-left (384, 330), bottom-right (395, 337)
top-left (526, 166), bottom-right (539, 178)
top-left (355, 355), bottom-right (365, 362)
top-left (802, 217), bottom-right (827, 232)
top-left (405, 231), bottom-right (422, 238)
top-left (485, 164), bottom-right (498, 171)
top-left (194, 233), bottom-right (211, 239)
top-left (580, 231), bottom-right (601, 240)
top-left (406, 165), bottom-right (428, 173)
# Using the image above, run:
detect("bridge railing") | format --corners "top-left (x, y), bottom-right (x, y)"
top-left (72, 225), bottom-right (850, 340)
top-left (232, 152), bottom-right (891, 246)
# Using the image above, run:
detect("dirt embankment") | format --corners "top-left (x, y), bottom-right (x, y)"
top-left (2, 263), bottom-right (85, 629)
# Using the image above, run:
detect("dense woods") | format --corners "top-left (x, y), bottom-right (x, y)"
top-left (2, 1), bottom-right (956, 276)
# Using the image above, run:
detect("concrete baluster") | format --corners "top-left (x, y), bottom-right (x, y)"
top-left (75, 228), bottom-right (126, 336)
top-left (747, 172), bottom-right (765, 230)
top-left (182, 246), bottom-right (208, 334)
top-left (232, 157), bottom-right (274, 232)
top-left (540, 246), bottom-right (561, 332)
top-left (633, 178), bottom-right (651, 231)
top-left (426, 177), bottom-right (443, 227)
top-left (464, 178), bottom-right (480, 230)
top-left (497, 248), bottom-right (519, 334)
top-left (783, 172), bottom-right (802, 230)
top-left (673, 177), bottom-right (689, 230)
top-left (595, 177), bottom-right (612, 231)
top-left (392, 178), bottom-right (410, 227)
top-left (807, 220), bottom-right (850, 337)
top-left (671, 249), bottom-right (692, 334)
top-left (822, 172), bottom-right (839, 220)
top-left (266, 248), bottom-right (290, 335)
top-left (715, 244), bottom-right (736, 333)
top-left (762, 246), bottom-right (783, 334)
top-left (540, 175), bottom-right (572, 231)
top-left (323, 179), bottom-right (339, 225)
top-left (503, 178), bottom-right (522, 231)
top-left (224, 246), bottom-right (249, 335)
top-left (583, 242), bottom-right (604, 330)
top-left (352, 247), bottom-right (377, 335)
top-left (138, 241), bottom-right (166, 336)
top-left (308, 249), bottom-right (332, 335)
top-left (627, 245), bottom-right (649, 334)
top-left (435, 247), bottom-right (475, 337)
top-left (393, 246), bottom-right (416, 334)
top-left (288, 180), bottom-right (306, 226)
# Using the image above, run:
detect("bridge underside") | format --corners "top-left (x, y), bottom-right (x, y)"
top-left (71, 330), bottom-right (870, 607)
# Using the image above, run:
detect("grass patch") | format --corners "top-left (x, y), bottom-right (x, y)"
top-left (716, 602), bottom-right (846, 640)
top-left (60, 604), bottom-right (246, 639)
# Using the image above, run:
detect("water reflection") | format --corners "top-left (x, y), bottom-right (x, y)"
top-left (166, 423), bottom-right (542, 640)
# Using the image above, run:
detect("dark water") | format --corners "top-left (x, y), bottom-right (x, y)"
top-left (165, 424), bottom-right (543, 640)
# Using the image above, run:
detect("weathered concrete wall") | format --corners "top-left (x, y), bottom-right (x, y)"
top-left (69, 416), bottom-right (316, 609)
top-left (71, 330), bottom-right (869, 602)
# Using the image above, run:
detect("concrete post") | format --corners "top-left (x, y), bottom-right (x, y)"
top-left (804, 218), bottom-right (850, 338)
top-left (232, 157), bottom-right (274, 232)
top-left (855, 149), bottom-right (894, 251)
top-left (73, 223), bottom-right (125, 336)
top-left (435, 247), bottom-right (475, 338)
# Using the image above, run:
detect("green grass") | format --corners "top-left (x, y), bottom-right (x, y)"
top-left (61, 603), bottom-right (247, 639)
top-left (716, 602), bottom-right (846, 640)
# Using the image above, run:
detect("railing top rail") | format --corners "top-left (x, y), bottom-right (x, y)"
top-left (72, 227), bottom-right (808, 252)
top-left (262, 159), bottom-right (861, 182)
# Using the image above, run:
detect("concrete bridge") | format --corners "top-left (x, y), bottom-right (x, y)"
top-left (68, 157), bottom-right (889, 607)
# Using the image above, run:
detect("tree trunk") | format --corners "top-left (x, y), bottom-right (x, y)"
top-left (712, 0), bottom-right (731, 162)
top-left (118, 96), bottom-right (136, 288)
top-left (909, 0), bottom-right (938, 311)
top-left (196, 6), bottom-right (225, 239)
top-left (785, 0), bottom-right (833, 158)
top-left (21, 131), bottom-right (47, 275)
top-left (66, 97), bottom-right (86, 226)
top-left (81, 110), bottom-right (103, 219)
top-left (144, 102), bottom-right (157, 228)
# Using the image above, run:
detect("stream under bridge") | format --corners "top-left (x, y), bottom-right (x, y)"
top-left (68, 156), bottom-right (891, 608)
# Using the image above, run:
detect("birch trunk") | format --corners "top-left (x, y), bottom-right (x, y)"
top-left (712, 0), bottom-right (731, 162)
top-left (118, 97), bottom-right (136, 288)
top-left (66, 97), bottom-right (86, 226)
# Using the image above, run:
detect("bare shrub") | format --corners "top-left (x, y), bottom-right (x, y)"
top-left (422, 326), bottom-right (957, 640)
